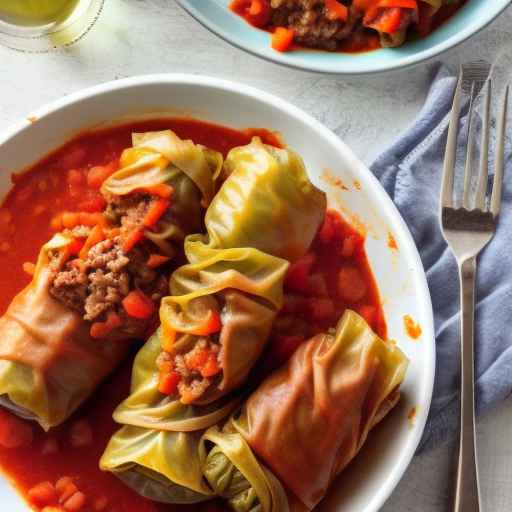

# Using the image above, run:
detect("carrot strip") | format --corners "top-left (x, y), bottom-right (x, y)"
top-left (161, 322), bottom-right (177, 352)
top-left (79, 225), bottom-right (104, 260)
top-left (143, 198), bottom-right (170, 228)
top-left (147, 253), bottom-right (171, 268)
top-left (122, 228), bottom-right (144, 253)
top-left (142, 184), bottom-right (175, 198)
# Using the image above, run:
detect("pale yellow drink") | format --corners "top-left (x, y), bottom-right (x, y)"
top-left (0, 0), bottom-right (81, 26)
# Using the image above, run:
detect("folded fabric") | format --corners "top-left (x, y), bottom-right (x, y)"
top-left (371, 63), bottom-right (512, 451)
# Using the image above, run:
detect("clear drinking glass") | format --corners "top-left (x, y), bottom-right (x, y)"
top-left (0, 0), bottom-right (105, 52)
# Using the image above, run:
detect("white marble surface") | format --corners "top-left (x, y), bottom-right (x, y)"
top-left (1, 1), bottom-right (512, 510)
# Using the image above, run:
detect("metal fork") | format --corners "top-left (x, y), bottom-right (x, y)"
top-left (440, 70), bottom-right (509, 512)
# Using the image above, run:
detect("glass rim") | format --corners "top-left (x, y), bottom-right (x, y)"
top-left (0, 0), bottom-right (105, 53)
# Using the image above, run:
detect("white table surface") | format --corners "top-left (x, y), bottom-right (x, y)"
top-left (1, 2), bottom-right (512, 510)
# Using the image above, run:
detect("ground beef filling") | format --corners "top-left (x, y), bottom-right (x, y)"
top-left (270, 1), bottom-right (362, 50)
top-left (49, 194), bottom-right (170, 334)
top-left (267, 1), bottom-right (417, 50)
top-left (157, 338), bottom-right (222, 403)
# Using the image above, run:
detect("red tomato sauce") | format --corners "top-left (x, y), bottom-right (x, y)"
top-left (0, 118), bottom-right (385, 512)
top-left (260, 210), bottom-right (386, 371)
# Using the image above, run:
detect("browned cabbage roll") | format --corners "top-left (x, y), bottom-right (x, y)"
top-left (202, 310), bottom-right (409, 511)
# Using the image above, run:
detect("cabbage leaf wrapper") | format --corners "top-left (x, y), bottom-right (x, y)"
top-left (200, 424), bottom-right (289, 512)
top-left (100, 427), bottom-right (212, 504)
top-left (203, 310), bottom-right (408, 511)
top-left (100, 330), bottom-right (238, 504)
top-left (0, 235), bottom-right (130, 430)
top-left (159, 138), bottom-right (326, 405)
top-left (0, 130), bottom-right (222, 430)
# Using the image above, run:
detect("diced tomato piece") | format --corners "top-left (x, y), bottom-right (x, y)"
top-left (58, 481), bottom-right (79, 504)
top-left (69, 420), bottom-right (93, 448)
top-left (325, 0), bottom-right (349, 21)
top-left (67, 169), bottom-right (84, 186)
top-left (22, 261), bottom-right (36, 276)
top-left (122, 290), bottom-right (155, 319)
top-left (185, 348), bottom-right (209, 371)
top-left (231, 0), bottom-right (271, 27)
top-left (318, 213), bottom-right (336, 243)
top-left (122, 228), bottom-right (144, 253)
top-left (87, 161), bottom-right (118, 189)
top-left (282, 294), bottom-right (310, 315)
top-left (63, 491), bottom-right (86, 511)
top-left (90, 310), bottom-right (122, 339)
top-left (158, 371), bottom-right (181, 395)
top-left (28, 481), bottom-right (57, 507)
top-left (365, 6), bottom-right (403, 34)
top-left (309, 298), bottom-right (335, 322)
top-left (284, 253), bottom-right (316, 294)
top-left (59, 145), bottom-right (86, 170)
top-left (338, 265), bottom-right (367, 302)
top-left (55, 477), bottom-right (74, 495)
top-left (340, 235), bottom-right (356, 258)
top-left (201, 353), bottom-right (221, 378)
top-left (307, 273), bottom-right (328, 297)
top-left (0, 409), bottom-right (33, 448)
top-left (42, 506), bottom-right (65, 512)
top-left (271, 27), bottom-right (295, 52)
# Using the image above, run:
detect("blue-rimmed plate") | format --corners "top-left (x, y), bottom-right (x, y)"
top-left (177, 0), bottom-right (511, 75)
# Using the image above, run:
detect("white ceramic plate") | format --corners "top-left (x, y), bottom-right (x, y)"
top-left (177, 0), bottom-right (511, 75)
top-left (0, 75), bottom-right (435, 512)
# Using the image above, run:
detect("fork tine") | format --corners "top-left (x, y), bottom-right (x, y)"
top-left (490, 85), bottom-right (509, 217)
top-left (441, 69), bottom-right (463, 208)
top-left (462, 82), bottom-right (477, 209)
top-left (475, 80), bottom-right (491, 210)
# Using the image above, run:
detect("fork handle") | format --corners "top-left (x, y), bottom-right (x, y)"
top-left (453, 256), bottom-right (480, 512)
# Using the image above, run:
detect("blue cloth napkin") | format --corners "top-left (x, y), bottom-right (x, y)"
top-left (371, 65), bottom-right (512, 451)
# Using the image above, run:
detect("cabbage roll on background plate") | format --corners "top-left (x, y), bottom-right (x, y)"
top-left (202, 310), bottom-right (409, 511)
top-left (101, 138), bottom-right (326, 503)
top-left (0, 130), bottom-right (221, 430)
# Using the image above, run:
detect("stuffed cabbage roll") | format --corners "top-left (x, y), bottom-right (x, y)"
top-left (100, 329), bottom-right (239, 504)
top-left (0, 130), bottom-right (221, 430)
top-left (203, 310), bottom-right (408, 511)
top-left (158, 138), bottom-right (326, 405)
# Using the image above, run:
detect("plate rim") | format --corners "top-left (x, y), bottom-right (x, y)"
top-left (176, 0), bottom-right (512, 75)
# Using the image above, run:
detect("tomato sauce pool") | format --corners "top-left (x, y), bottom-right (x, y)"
top-left (0, 118), bottom-right (385, 512)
